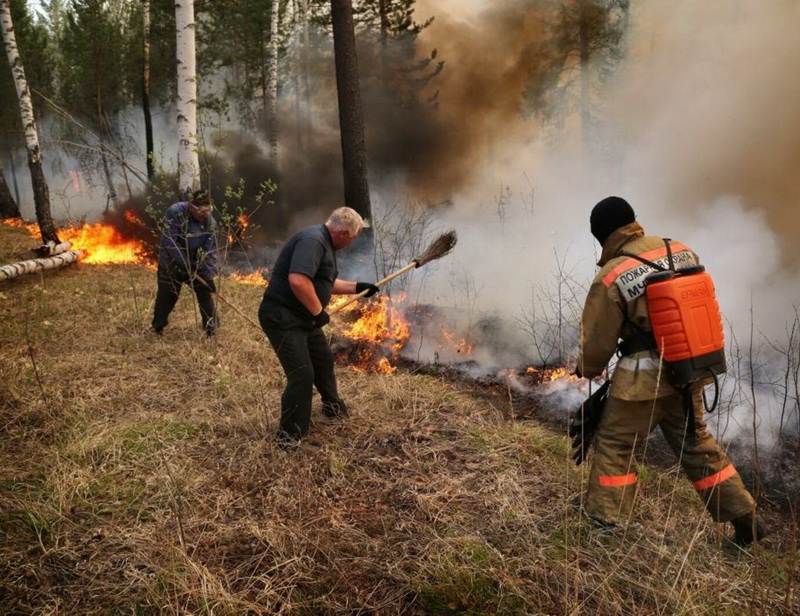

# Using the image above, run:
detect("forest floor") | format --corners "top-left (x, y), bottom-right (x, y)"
top-left (1, 223), bottom-right (798, 615)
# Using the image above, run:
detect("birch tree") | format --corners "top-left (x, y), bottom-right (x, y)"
top-left (175, 0), bottom-right (199, 195)
top-left (267, 0), bottom-right (280, 165)
top-left (1, 0), bottom-right (59, 243)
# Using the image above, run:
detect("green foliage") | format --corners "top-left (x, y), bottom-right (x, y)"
top-left (195, 0), bottom-right (280, 124)
top-left (57, 0), bottom-right (135, 118)
top-left (414, 538), bottom-right (526, 614)
top-left (122, 0), bottom-right (179, 105)
top-left (523, 0), bottom-right (629, 126)
top-left (0, 0), bottom-right (55, 148)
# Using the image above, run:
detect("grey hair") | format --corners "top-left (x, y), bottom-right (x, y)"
top-left (327, 207), bottom-right (370, 235)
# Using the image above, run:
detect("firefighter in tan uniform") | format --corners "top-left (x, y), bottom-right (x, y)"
top-left (575, 196), bottom-right (767, 545)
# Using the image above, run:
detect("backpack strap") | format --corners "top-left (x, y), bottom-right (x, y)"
top-left (618, 238), bottom-right (674, 272)
top-left (614, 239), bottom-right (675, 356)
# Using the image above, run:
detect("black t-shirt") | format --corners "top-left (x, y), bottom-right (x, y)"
top-left (263, 224), bottom-right (338, 317)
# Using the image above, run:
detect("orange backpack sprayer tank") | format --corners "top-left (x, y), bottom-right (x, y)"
top-left (644, 265), bottom-right (727, 386)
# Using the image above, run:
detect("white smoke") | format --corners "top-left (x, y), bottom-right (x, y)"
top-left (399, 0), bottom-right (800, 448)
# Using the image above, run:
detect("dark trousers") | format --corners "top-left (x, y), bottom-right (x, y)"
top-left (259, 307), bottom-right (340, 439)
top-left (152, 267), bottom-right (216, 333)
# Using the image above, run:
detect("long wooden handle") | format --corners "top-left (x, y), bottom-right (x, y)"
top-left (328, 261), bottom-right (417, 314)
top-left (194, 275), bottom-right (262, 330)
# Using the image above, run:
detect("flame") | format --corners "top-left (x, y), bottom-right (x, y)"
top-left (3, 219), bottom-right (39, 233)
top-left (123, 210), bottom-right (146, 227)
top-left (335, 294), bottom-right (410, 373)
top-left (228, 214), bottom-right (251, 245)
top-left (4, 215), bottom-right (147, 264)
top-left (440, 327), bottom-right (474, 356)
top-left (230, 270), bottom-right (268, 285)
top-left (60, 222), bottom-right (146, 264)
top-left (536, 366), bottom-right (580, 383)
top-left (341, 294), bottom-right (410, 354)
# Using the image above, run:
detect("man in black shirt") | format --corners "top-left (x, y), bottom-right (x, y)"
top-left (259, 207), bottom-right (379, 449)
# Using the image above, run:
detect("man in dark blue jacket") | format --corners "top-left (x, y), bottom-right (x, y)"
top-left (152, 190), bottom-right (218, 336)
top-left (259, 206), bottom-right (379, 450)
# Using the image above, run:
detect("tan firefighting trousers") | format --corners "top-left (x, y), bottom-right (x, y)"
top-left (585, 385), bottom-right (755, 524)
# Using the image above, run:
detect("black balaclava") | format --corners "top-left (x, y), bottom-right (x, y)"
top-left (590, 196), bottom-right (636, 246)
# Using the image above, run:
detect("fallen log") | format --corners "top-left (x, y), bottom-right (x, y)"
top-left (0, 249), bottom-right (86, 282)
top-left (34, 241), bottom-right (72, 257)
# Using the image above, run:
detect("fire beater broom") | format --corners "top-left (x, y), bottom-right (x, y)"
top-left (329, 229), bottom-right (458, 315)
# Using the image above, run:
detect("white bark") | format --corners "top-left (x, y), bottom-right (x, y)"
top-left (267, 0), bottom-right (280, 164)
top-left (0, 250), bottom-right (85, 282)
top-left (1, 0), bottom-right (57, 244)
top-left (1, 0), bottom-right (42, 167)
top-left (36, 240), bottom-right (72, 257)
top-left (175, 0), bottom-right (199, 194)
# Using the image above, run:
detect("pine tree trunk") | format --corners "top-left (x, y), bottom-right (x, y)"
top-left (0, 162), bottom-right (20, 219)
top-left (175, 0), bottom-right (200, 196)
top-left (1, 0), bottom-right (59, 244)
top-left (330, 0), bottom-right (372, 224)
top-left (142, 0), bottom-right (155, 182)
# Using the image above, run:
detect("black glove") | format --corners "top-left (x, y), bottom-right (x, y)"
top-left (355, 281), bottom-right (380, 297)
top-left (568, 380), bottom-right (611, 466)
top-left (312, 309), bottom-right (330, 328)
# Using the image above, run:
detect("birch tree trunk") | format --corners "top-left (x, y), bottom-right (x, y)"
top-left (0, 250), bottom-right (84, 282)
top-left (0, 162), bottom-right (20, 219)
top-left (175, 0), bottom-right (199, 195)
top-left (330, 0), bottom-right (372, 224)
top-left (267, 0), bottom-right (280, 165)
top-left (1, 0), bottom-right (59, 243)
top-left (142, 0), bottom-right (155, 182)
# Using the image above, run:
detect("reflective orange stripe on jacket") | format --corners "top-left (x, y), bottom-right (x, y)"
top-left (693, 464), bottom-right (737, 491)
top-left (602, 242), bottom-right (690, 287)
top-left (598, 473), bottom-right (637, 487)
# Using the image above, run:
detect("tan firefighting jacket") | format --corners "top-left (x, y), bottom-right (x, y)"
top-left (577, 222), bottom-right (700, 401)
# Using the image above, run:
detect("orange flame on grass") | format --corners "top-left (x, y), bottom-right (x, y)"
top-left (527, 366), bottom-right (580, 383)
top-left (4, 215), bottom-right (147, 264)
top-left (2, 219), bottom-right (39, 233)
top-left (336, 293), bottom-right (410, 373)
top-left (342, 294), bottom-right (410, 355)
top-left (230, 270), bottom-right (268, 285)
top-left (60, 222), bottom-right (146, 264)
top-left (440, 327), bottom-right (474, 356)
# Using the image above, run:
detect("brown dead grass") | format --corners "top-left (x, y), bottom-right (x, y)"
top-left (0, 224), bottom-right (798, 615)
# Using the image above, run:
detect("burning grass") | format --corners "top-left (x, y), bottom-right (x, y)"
top-left (0, 224), bottom-right (798, 614)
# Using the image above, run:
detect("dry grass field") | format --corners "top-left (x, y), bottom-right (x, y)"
top-left (1, 223), bottom-right (798, 614)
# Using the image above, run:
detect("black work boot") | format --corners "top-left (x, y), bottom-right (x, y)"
top-left (731, 512), bottom-right (768, 546)
top-left (321, 398), bottom-right (349, 418)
